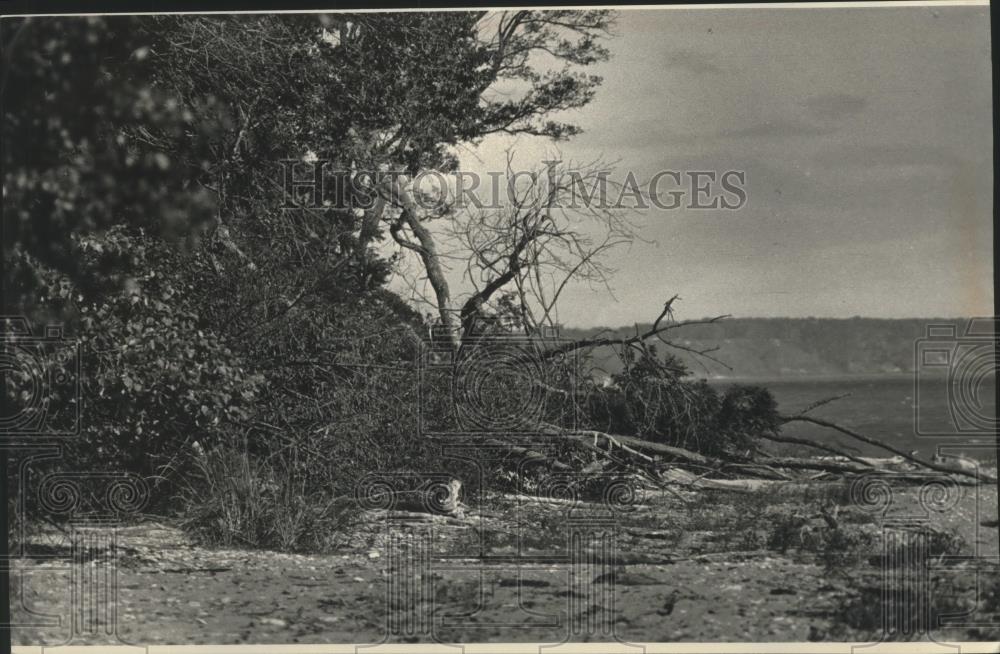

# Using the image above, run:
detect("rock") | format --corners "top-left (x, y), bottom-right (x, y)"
top-left (498, 578), bottom-right (551, 588)
top-left (657, 590), bottom-right (681, 616)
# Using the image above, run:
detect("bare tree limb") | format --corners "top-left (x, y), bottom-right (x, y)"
top-left (546, 297), bottom-right (730, 359)
top-left (758, 432), bottom-right (874, 467)
top-left (793, 393), bottom-right (852, 417)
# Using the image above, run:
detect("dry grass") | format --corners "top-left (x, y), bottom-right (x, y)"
top-left (178, 446), bottom-right (358, 552)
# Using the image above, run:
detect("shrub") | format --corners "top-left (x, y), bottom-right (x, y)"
top-left (716, 384), bottom-right (782, 458)
top-left (816, 526), bottom-right (880, 569)
top-left (583, 347), bottom-right (781, 460)
top-left (765, 512), bottom-right (811, 553)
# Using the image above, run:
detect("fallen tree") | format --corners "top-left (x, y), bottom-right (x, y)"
top-left (533, 415), bottom-right (996, 491)
top-left (781, 414), bottom-right (996, 484)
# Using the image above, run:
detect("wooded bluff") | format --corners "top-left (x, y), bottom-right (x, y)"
top-left (561, 317), bottom-right (979, 378)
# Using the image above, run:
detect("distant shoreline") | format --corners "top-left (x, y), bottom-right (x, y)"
top-left (569, 317), bottom-right (995, 381)
top-left (696, 371), bottom-right (955, 384)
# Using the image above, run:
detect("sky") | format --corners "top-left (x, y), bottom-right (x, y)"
top-left (393, 4), bottom-right (994, 328)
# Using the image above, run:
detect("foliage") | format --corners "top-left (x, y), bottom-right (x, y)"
top-left (3, 12), bottom-right (799, 555)
top-left (2, 16), bottom-right (220, 307)
top-left (584, 346), bottom-right (780, 459)
top-left (716, 384), bottom-right (782, 456)
top-left (70, 228), bottom-right (262, 479)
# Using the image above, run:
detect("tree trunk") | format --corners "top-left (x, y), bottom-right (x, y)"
top-left (387, 174), bottom-right (460, 350)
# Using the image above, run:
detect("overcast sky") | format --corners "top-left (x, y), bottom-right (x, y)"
top-left (434, 4), bottom-right (993, 328)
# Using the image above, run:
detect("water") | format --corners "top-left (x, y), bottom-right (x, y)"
top-left (708, 374), bottom-right (998, 461)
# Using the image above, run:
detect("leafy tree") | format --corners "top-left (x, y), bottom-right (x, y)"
top-left (4, 13), bottom-right (794, 551)
top-left (2, 16), bottom-right (221, 311)
top-left (69, 227), bottom-right (262, 479)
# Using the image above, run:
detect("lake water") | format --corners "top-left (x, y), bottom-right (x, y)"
top-left (708, 374), bottom-right (998, 461)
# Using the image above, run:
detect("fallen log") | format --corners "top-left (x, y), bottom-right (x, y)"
top-left (759, 456), bottom-right (981, 484)
top-left (657, 467), bottom-right (771, 492)
top-left (781, 414), bottom-right (996, 484)
top-left (374, 478), bottom-right (466, 517)
top-left (534, 425), bottom-right (703, 502)
top-left (540, 424), bottom-right (713, 467)
top-left (502, 493), bottom-right (651, 510)
top-left (543, 424), bottom-right (887, 482)
top-left (758, 432), bottom-right (874, 467)
top-left (379, 510), bottom-right (474, 526)
top-left (764, 456), bottom-right (873, 475)
top-left (718, 463), bottom-right (793, 480)
top-left (535, 421), bottom-right (990, 490)
top-left (624, 527), bottom-right (683, 540)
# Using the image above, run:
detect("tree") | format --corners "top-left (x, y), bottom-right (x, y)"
top-left (295, 10), bottom-right (619, 346)
top-left (2, 17), bottom-right (262, 494)
top-left (2, 16), bottom-right (221, 313)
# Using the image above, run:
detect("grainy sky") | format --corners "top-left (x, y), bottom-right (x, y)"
top-left (447, 4), bottom-right (993, 328)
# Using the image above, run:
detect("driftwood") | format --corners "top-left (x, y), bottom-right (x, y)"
top-left (386, 478), bottom-right (465, 517)
top-left (657, 468), bottom-right (772, 492)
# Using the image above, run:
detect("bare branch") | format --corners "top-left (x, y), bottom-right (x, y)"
top-left (546, 304), bottom-right (731, 359)
top-left (793, 393), bottom-right (852, 417)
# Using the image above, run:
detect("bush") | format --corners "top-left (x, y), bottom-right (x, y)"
top-left (584, 346), bottom-right (780, 459)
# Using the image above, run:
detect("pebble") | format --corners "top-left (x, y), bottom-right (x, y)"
top-left (259, 617), bottom-right (288, 627)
